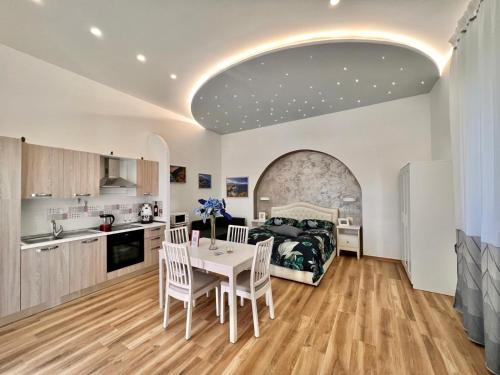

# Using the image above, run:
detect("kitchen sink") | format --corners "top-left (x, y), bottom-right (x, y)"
top-left (21, 229), bottom-right (101, 245)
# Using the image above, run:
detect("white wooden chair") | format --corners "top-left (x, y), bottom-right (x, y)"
top-left (162, 241), bottom-right (220, 340)
top-left (167, 226), bottom-right (189, 244)
top-left (220, 237), bottom-right (275, 337)
top-left (226, 225), bottom-right (250, 306)
top-left (226, 225), bottom-right (249, 244)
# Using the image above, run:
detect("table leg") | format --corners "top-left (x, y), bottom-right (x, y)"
top-left (229, 271), bottom-right (237, 343)
top-left (159, 254), bottom-right (164, 309)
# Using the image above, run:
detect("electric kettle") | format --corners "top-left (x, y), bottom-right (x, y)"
top-left (99, 214), bottom-right (115, 232)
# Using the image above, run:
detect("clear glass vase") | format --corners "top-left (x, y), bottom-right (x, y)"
top-left (209, 216), bottom-right (217, 250)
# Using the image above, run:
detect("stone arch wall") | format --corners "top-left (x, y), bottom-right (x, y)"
top-left (254, 150), bottom-right (362, 225)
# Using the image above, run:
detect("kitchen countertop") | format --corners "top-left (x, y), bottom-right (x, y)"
top-left (20, 221), bottom-right (167, 250)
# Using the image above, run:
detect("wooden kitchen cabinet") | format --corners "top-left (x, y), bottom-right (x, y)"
top-left (136, 159), bottom-right (159, 197)
top-left (63, 150), bottom-right (100, 198)
top-left (144, 225), bottom-right (165, 266)
top-left (69, 237), bottom-right (106, 293)
top-left (0, 137), bottom-right (21, 318)
top-left (21, 242), bottom-right (70, 310)
top-left (22, 143), bottom-right (64, 199)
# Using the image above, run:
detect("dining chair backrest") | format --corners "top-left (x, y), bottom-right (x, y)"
top-left (227, 225), bottom-right (249, 244)
top-left (168, 226), bottom-right (189, 244)
top-left (163, 241), bottom-right (193, 291)
top-left (250, 237), bottom-right (274, 290)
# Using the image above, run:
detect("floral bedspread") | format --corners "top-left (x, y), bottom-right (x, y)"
top-left (248, 226), bottom-right (336, 283)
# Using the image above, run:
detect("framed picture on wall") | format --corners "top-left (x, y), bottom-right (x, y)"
top-left (170, 165), bottom-right (186, 183)
top-left (198, 173), bottom-right (212, 188)
top-left (258, 211), bottom-right (266, 221)
top-left (226, 177), bottom-right (249, 197)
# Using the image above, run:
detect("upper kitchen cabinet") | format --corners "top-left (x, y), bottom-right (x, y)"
top-left (22, 143), bottom-right (64, 199)
top-left (63, 150), bottom-right (100, 198)
top-left (136, 159), bottom-right (159, 197)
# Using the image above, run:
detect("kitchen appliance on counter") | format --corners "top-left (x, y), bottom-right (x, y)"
top-left (107, 229), bottom-right (144, 272)
top-left (139, 203), bottom-right (154, 224)
top-left (99, 214), bottom-right (115, 232)
top-left (170, 212), bottom-right (188, 227)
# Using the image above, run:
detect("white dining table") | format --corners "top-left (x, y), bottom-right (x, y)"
top-left (158, 237), bottom-right (255, 343)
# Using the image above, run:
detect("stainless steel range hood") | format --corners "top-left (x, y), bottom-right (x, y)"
top-left (100, 157), bottom-right (136, 188)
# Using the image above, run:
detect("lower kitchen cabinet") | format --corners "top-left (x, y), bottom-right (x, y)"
top-left (144, 226), bottom-right (165, 266)
top-left (21, 243), bottom-right (70, 310)
top-left (69, 237), bottom-right (107, 293)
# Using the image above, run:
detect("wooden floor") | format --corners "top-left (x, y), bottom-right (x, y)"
top-left (0, 256), bottom-right (488, 374)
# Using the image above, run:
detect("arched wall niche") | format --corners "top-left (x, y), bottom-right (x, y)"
top-left (253, 150), bottom-right (362, 225)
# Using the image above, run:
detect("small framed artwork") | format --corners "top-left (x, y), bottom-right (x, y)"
top-left (191, 230), bottom-right (200, 247)
top-left (258, 211), bottom-right (266, 221)
top-left (198, 173), bottom-right (212, 189)
top-left (338, 218), bottom-right (350, 227)
top-left (170, 165), bottom-right (186, 183)
top-left (226, 177), bottom-right (249, 198)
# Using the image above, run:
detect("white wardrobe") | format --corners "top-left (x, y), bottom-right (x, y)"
top-left (399, 160), bottom-right (456, 295)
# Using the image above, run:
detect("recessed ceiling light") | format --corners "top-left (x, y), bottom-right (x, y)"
top-left (90, 27), bottom-right (103, 38)
top-left (170, 73), bottom-right (177, 80)
top-left (136, 54), bottom-right (146, 63)
top-left (233, 94), bottom-right (238, 98)
top-left (337, 81), bottom-right (341, 85)
top-left (343, 67), bottom-right (348, 71)
top-left (330, 0), bottom-right (340, 6)
top-left (31, 0), bottom-right (43, 5)
top-left (309, 85), bottom-right (313, 89)
top-left (387, 91), bottom-right (392, 94)
top-left (382, 56), bottom-right (386, 60)
top-left (373, 84), bottom-right (377, 88)
top-left (400, 67), bottom-right (404, 71)
top-left (339, 97), bottom-right (344, 100)
top-left (285, 73), bottom-right (289, 76)
top-left (357, 99), bottom-right (361, 103)
top-left (355, 79), bottom-right (359, 83)
top-left (392, 81), bottom-right (396, 86)
top-left (421, 80), bottom-right (425, 85)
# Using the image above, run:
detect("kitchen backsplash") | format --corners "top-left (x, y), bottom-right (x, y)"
top-left (21, 196), bottom-right (164, 236)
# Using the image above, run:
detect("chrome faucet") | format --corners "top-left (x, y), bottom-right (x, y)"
top-left (51, 220), bottom-right (63, 238)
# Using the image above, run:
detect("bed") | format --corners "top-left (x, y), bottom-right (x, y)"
top-left (248, 202), bottom-right (338, 286)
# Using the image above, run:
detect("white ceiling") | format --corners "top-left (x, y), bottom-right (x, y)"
top-left (0, 0), bottom-right (467, 128)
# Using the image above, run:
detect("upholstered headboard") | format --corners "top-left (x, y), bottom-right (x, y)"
top-left (270, 202), bottom-right (339, 224)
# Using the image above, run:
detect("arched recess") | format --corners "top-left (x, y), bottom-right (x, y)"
top-left (254, 150), bottom-right (362, 225)
top-left (148, 133), bottom-right (170, 227)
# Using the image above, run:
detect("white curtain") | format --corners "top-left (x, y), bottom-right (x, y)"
top-left (450, 0), bottom-right (500, 373)
top-left (451, 0), bottom-right (500, 246)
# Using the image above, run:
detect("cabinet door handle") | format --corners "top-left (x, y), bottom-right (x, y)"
top-left (31, 193), bottom-right (52, 198)
top-left (150, 228), bottom-right (161, 232)
top-left (152, 236), bottom-right (161, 240)
top-left (152, 246), bottom-right (161, 250)
top-left (37, 245), bottom-right (58, 252)
top-left (74, 193), bottom-right (91, 197)
top-left (143, 192), bottom-right (152, 196)
top-left (82, 238), bottom-right (99, 244)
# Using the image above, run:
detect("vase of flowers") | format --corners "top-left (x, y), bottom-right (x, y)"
top-left (195, 198), bottom-right (232, 250)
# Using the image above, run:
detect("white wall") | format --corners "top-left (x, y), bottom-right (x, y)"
top-left (0, 44), bottom-right (221, 220)
top-left (221, 95), bottom-right (432, 260)
top-left (430, 61), bottom-right (452, 160)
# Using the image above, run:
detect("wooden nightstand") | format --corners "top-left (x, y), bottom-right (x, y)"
top-left (337, 225), bottom-right (362, 259)
top-left (251, 219), bottom-right (266, 228)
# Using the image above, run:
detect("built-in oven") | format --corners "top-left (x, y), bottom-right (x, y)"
top-left (107, 229), bottom-right (144, 272)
